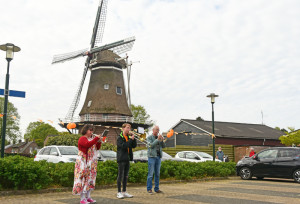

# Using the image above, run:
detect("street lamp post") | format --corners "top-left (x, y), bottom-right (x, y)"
top-left (0, 43), bottom-right (21, 158)
top-left (207, 93), bottom-right (218, 161)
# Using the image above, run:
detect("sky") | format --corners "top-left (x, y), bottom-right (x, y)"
top-left (0, 0), bottom-right (300, 137)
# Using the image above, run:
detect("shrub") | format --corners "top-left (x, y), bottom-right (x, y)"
top-left (0, 156), bottom-right (236, 190)
top-left (0, 156), bottom-right (52, 190)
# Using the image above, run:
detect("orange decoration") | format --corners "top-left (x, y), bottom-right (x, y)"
top-left (67, 123), bottom-right (76, 129)
top-left (167, 129), bottom-right (174, 138)
top-left (102, 136), bottom-right (107, 142)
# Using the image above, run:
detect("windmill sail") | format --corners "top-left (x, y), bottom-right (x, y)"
top-left (93, 0), bottom-right (108, 46)
top-left (52, 37), bottom-right (135, 64)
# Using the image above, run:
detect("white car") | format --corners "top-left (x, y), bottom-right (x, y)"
top-left (175, 151), bottom-right (222, 162)
top-left (34, 145), bottom-right (78, 163)
top-left (98, 150), bottom-right (117, 161)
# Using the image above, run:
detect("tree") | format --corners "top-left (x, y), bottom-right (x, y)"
top-left (45, 132), bottom-right (81, 146)
top-left (46, 132), bottom-right (117, 151)
top-left (279, 129), bottom-right (300, 146)
top-left (131, 104), bottom-right (154, 127)
top-left (196, 116), bottom-right (204, 121)
top-left (24, 121), bottom-right (59, 147)
top-left (0, 98), bottom-right (21, 144)
top-left (275, 126), bottom-right (295, 134)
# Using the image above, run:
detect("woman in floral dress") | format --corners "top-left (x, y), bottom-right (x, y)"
top-left (72, 124), bottom-right (102, 204)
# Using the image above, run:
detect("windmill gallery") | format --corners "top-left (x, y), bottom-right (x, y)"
top-left (52, 0), bottom-right (150, 145)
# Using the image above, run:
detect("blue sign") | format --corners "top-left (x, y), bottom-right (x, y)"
top-left (0, 89), bottom-right (26, 98)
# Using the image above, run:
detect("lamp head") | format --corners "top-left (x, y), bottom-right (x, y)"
top-left (206, 93), bottom-right (219, 103)
top-left (0, 43), bottom-right (21, 60)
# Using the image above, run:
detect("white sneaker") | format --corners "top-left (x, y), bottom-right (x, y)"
top-left (123, 192), bottom-right (133, 198)
top-left (117, 192), bottom-right (124, 199)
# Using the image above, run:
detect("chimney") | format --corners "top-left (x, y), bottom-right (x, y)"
top-left (18, 139), bottom-right (22, 144)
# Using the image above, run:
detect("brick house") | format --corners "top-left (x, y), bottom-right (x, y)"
top-left (5, 140), bottom-right (39, 155)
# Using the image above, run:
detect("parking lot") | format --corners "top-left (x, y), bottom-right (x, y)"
top-left (1, 177), bottom-right (300, 204)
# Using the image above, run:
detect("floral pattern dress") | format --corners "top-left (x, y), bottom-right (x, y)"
top-left (72, 137), bottom-right (99, 195)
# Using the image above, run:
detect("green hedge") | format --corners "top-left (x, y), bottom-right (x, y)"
top-left (0, 156), bottom-right (236, 190)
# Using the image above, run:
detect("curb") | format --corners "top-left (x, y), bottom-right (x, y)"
top-left (0, 176), bottom-right (237, 196)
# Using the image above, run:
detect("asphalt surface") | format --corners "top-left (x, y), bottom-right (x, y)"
top-left (1, 177), bottom-right (300, 204)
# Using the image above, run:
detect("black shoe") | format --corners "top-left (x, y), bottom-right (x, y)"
top-left (155, 190), bottom-right (163, 193)
top-left (147, 190), bottom-right (153, 194)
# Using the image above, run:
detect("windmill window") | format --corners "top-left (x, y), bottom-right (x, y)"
top-left (85, 114), bottom-right (90, 121)
top-left (116, 87), bottom-right (122, 95)
top-left (103, 114), bottom-right (108, 119)
top-left (104, 84), bottom-right (109, 90)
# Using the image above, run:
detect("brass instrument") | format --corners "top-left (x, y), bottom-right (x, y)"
top-left (129, 131), bottom-right (149, 146)
top-left (92, 133), bottom-right (107, 143)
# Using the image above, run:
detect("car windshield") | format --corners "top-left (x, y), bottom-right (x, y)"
top-left (99, 150), bottom-right (116, 158)
top-left (58, 146), bottom-right (78, 155)
top-left (133, 150), bottom-right (148, 158)
top-left (195, 151), bottom-right (213, 159)
top-left (162, 151), bottom-right (172, 159)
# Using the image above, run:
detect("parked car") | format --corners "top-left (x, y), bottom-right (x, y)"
top-left (34, 145), bottom-right (78, 163)
top-left (98, 150), bottom-right (117, 161)
top-left (175, 151), bottom-right (222, 162)
top-left (133, 150), bottom-right (183, 163)
top-left (236, 147), bottom-right (300, 183)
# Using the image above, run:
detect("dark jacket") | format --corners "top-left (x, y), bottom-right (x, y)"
top-left (117, 131), bottom-right (137, 163)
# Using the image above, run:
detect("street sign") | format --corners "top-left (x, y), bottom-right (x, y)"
top-left (0, 89), bottom-right (26, 98)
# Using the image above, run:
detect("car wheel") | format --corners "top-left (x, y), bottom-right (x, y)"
top-left (239, 167), bottom-right (252, 180)
top-left (293, 169), bottom-right (300, 183)
top-left (257, 177), bottom-right (264, 180)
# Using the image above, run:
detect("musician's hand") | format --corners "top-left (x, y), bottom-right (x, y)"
top-left (158, 134), bottom-right (163, 141)
top-left (131, 135), bottom-right (135, 140)
top-left (94, 134), bottom-right (101, 138)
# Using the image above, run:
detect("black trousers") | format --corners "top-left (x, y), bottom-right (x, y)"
top-left (117, 161), bottom-right (130, 192)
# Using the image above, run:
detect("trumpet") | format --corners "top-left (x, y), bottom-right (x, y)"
top-left (92, 133), bottom-right (107, 143)
top-left (129, 131), bottom-right (149, 147)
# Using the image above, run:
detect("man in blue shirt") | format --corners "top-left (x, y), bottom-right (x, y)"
top-left (146, 126), bottom-right (166, 194)
top-left (216, 146), bottom-right (224, 162)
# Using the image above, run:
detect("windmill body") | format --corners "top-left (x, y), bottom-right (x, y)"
top-left (79, 50), bottom-right (132, 122)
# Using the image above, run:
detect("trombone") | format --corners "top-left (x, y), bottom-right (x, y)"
top-left (129, 131), bottom-right (150, 147)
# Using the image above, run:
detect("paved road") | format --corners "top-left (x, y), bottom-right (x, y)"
top-left (1, 177), bottom-right (300, 204)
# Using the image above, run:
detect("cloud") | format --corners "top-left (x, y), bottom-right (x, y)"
top-left (0, 0), bottom-right (299, 136)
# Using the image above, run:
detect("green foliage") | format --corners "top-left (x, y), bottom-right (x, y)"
top-left (101, 142), bottom-right (117, 151)
top-left (24, 121), bottom-right (59, 147)
top-left (46, 132), bottom-right (81, 147)
top-left (131, 104), bottom-right (153, 128)
top-left (97, 160), bottom-right (118, 185)
top-left (128, 162), bottom-right (148, 183)
top-left (160, 161), bottom-right (236, 180)
top-left (47, 162), bottom-right (75, 187)
top-left (0, 156), bottom-right (236, 190)
top-left (0, 156), bottom-right (52, 190)
top-left (196, 116), bottom-right (204, 121)
top-left (0, 98), bottom-right (21, 144)
top-left (279, 129), bottom-right (300, 146)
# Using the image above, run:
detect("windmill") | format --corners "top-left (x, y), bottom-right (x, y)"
top-left (52, 0), bottom-right (149, 137)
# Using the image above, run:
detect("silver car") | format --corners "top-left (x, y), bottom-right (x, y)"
top-left (98, 150), bottom-right (117, 161)
top-left (175, 151), bottom-right (222, 162)
top-left (34, 145), bottom-right (78, 163)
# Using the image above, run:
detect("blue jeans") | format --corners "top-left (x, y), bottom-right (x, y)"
top-left (147, 156), bottom-right (161, 192)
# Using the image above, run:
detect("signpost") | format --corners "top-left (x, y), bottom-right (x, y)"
top-left (0, 89), bottom-right (26, 98)
top-left (0, 89), bottom-right (26, 157)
